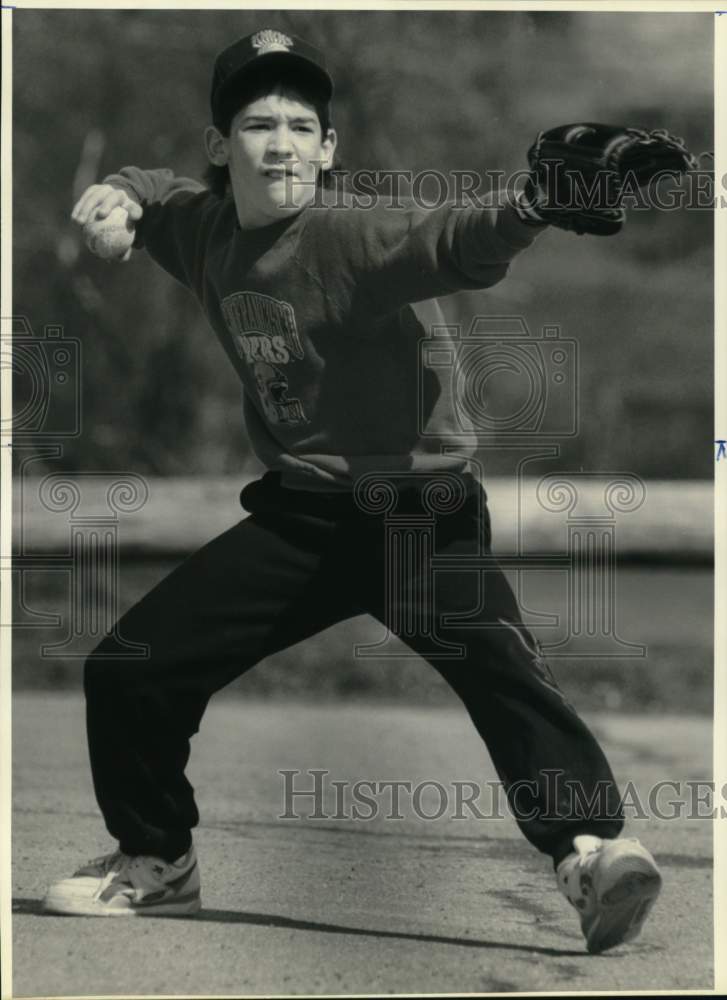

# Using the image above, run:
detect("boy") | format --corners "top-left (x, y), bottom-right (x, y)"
top-left (43, 29), bottom-right (662, 954)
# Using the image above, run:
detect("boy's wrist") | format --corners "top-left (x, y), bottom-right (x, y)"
top-left (101, 178), bottom-right (143, 207)
top-left (511, 178), bottom-right (550, 229)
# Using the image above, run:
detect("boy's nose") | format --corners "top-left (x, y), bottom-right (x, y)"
top-left (268, 127), bottom-right (295, 157)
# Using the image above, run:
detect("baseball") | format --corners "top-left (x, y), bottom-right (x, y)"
top-left (83, 205), bottom-right (135, 260)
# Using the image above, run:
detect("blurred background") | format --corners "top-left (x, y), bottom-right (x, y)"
top-left (11, 9), bottom-right (714, 712)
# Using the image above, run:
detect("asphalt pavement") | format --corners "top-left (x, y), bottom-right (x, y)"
top-left (11, 693), bottom-right (714, 996)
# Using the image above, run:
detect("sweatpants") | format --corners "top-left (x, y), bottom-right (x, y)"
top-left (84, 470), bottom-right (624, 865)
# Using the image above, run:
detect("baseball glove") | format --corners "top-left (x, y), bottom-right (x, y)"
top-left (514, 123), bottom-right (697, 235)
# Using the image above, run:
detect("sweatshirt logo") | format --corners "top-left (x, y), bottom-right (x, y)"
top-left (222, 291), bottom-right (308, 426)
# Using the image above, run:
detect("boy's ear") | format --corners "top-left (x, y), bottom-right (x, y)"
top-left (205, 126), bottom-right (229, 166)
top-left (319, 128), bottom-right (338, 171)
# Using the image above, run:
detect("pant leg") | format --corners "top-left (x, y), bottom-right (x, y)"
top-left (85, 493), bottom-right (360, 862)
top-left (353, 477), bottom-right (624, 865)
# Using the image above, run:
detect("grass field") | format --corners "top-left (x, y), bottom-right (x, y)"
top-left (12, 562), bottom-right (713, 714)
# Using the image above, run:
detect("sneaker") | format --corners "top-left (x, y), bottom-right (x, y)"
top-left (557, 835), bottom-right (662, 953)
top-left (42, 846), bottom-right (201, 917)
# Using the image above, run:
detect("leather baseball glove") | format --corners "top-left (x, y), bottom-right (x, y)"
top-left (513, 123), bottom-right (697, 235)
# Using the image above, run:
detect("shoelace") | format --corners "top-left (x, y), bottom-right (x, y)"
top-left (561, 843), bottom-right (600, 901)
top-left (80, 850), bottom-right (135, 893)
top-left (79, 849), bottom-right (124, 874)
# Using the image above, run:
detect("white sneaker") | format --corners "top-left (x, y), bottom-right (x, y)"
top-left (42, 846), bottom-right (201, 917)
top-left (557, 835), bottom-right (662, 953)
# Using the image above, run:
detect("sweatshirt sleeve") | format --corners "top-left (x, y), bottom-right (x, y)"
top-left (102, 166), bottom-right (224, 296)
top-left (307, 194), bottom-right (546, 318)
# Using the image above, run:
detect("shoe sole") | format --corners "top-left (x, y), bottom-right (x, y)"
top-left (42, 891), bottom-right (201, 918)
top-left (586, 866), bottom-right (662, 954)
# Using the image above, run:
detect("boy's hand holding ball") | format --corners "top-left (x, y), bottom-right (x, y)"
top-left (84, 205), bottom-right (135, 260)
top-left (72, 185), bottom-right (144, 262)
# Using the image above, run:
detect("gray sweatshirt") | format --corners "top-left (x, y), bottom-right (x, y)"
top-left (105, 166), bottom-right (543, 490)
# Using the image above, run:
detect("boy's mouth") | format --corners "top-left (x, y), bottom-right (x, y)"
top-left (262, 166), bottom-right (298, 179)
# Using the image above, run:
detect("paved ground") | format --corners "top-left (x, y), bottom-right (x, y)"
top-left (11, 693), bottom-right (714, 996)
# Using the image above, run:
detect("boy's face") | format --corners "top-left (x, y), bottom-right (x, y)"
top-left (206, 84), bottom-right (337, 229)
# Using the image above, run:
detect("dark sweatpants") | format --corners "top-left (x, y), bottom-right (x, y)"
top-left (84, 471), bottom-right (624, 865)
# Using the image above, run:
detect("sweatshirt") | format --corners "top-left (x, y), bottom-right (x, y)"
top-left (104, 166), bottom-right (544, 491)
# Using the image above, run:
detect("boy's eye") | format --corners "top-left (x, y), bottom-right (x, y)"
top-left (241, 121), bottom-right (316, 135)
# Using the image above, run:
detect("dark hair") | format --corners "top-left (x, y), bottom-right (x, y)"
top-left (203, 64), bottom-right (340, 199)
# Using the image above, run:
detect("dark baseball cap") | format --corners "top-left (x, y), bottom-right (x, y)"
top-left (211, 29), bottom-right (334, 128)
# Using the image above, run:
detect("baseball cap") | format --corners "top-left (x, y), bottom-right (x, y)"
top-left (211, 29), bottom-right (334, 128)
